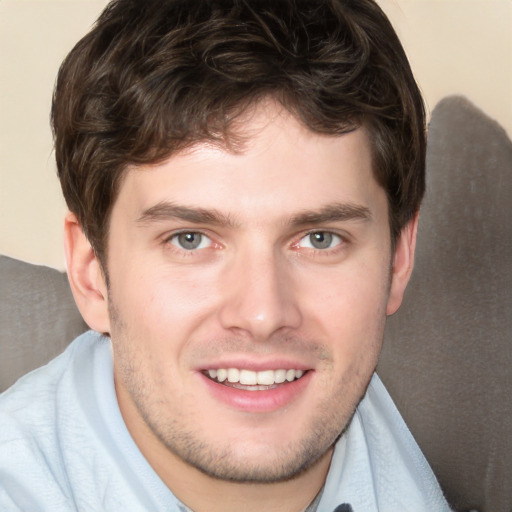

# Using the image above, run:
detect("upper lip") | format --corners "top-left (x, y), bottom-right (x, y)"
top-left (194, 357), bottom-right (312, 372)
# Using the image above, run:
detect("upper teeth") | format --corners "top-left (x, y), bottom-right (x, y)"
top-left (208, 368), bottom-right (304, 386)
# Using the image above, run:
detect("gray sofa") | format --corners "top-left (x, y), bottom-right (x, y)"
top-left (1, 96), bottom-right (511, 511)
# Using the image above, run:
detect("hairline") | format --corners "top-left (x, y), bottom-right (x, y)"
top-left (96, 107), bottom-right (401, 275)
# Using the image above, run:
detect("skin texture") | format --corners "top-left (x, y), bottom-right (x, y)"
top-left (65, 102), bottom-right (417, 512)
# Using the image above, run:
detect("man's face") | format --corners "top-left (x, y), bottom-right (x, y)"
top-left (104, 103), bottom-right (403, 484)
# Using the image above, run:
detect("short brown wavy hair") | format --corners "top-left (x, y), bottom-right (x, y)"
top-left (52, 0), bottom-right (425, 264)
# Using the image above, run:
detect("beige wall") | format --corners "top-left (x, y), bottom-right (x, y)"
top-left (1, 0), bottom-right (511, 270)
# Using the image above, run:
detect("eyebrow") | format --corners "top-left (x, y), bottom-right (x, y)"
top-left (136, 200), bottom-right (371, 229)
top-left (289, 202), bottom-right (372, 226)
top-left (136, 201), bottom-right (238, 228)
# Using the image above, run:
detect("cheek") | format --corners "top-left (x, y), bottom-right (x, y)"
top-left (302, 259), bottom-right (389, 361)
top-left (109, 262), bottom-right (221, 347)
top-left (306, 258), bottom-right (389, 323)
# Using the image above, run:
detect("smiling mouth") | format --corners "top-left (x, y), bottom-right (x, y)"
top-left (203, 368), bottom-right (306, 391)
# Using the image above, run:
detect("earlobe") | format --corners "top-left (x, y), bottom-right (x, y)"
top-left (386, 212), bottom-right (419, 316)
top-left (64, 212), bottom-right (111, 333)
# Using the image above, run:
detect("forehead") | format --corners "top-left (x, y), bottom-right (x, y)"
top-left (115, 102), bottom-right (384, 223)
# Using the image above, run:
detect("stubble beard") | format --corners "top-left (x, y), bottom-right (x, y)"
top-left (146, 386), bottom-right (358, 484)
top-left (109, 303), bottom-right (378, 484)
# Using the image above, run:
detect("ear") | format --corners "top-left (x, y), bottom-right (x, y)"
top-left (64, 212), bottom-right (111, 334)
top-left (386, 212), bottom-right (419, 316)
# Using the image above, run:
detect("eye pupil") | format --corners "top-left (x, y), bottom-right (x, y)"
top-left (178, 232), bottom-right (202, 250)
top-left (310, 232), bottom-right (333, 249)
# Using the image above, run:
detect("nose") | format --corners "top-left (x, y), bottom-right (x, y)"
top-left (217, 247), bottom-right (302, 340)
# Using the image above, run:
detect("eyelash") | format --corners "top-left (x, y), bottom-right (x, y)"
top-left (169, 231), bottom-right (212, 250)
top-left (293, 230), bottom-right (346, 254)
top-left (161, 229), bottom-right (348, 257)
top-left (162, 230), bottom-right (215, 253)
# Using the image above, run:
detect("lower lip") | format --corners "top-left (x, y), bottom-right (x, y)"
top-left (199, 371), bottom-right (313, 413)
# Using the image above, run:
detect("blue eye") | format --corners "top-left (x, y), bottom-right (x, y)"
top-left (299, 232), bottom-right (342, 250)
top-left (170, 232), bottom-right (212, 250)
